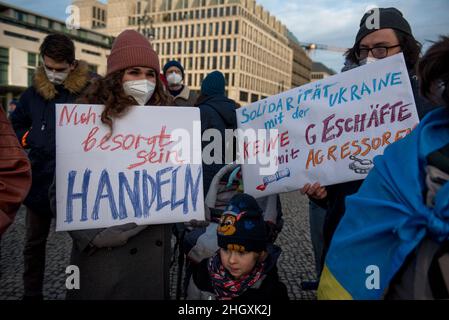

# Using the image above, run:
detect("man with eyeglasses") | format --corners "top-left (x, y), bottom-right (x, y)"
top-left (10, 33), bottom-right (95, 300)
top-left (302, 7), bottom-right (441, 283)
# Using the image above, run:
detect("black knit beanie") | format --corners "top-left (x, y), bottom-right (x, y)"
top-left (355, 7), bottom-right (413, 45)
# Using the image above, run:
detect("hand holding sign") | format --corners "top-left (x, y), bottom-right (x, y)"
top-left (236, 54), bottom-right (419, 198)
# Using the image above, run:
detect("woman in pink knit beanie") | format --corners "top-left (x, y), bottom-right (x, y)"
top-left (79, 29), bottom-right (172, 132)
top-left (67, 30), bottom-right (173, 300)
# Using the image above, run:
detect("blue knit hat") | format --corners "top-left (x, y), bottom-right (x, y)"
top-left (217, 193), bottom-right (267, 253)
top-left (163, 60), bottom-right (184, 79)
top-left (201, 70), bottom-right (225, 96)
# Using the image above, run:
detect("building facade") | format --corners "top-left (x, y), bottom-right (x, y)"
top-left (311, 61), bottom-right (336, 82)
top-left (0, 1), bottom-right (113, 110)
top-left (75, 0), bottom-right (311, 105)
top-left (287, 30), bottom-right (312, 88)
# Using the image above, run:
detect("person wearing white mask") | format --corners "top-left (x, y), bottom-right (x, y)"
top-left (163, 60), bottom-right (197, 106)
top-left (300, 8), bottom-right (442, 285)
top-left (65, 29), bottom-right (173, 300)
top-left (10, 33), bottom-right (93, 300)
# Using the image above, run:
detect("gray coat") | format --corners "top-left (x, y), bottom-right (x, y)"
top-left (66, 224), bottom-right (172, 300)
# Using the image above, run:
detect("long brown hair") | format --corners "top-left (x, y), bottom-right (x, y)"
top-left (78, 69), bottom-right (173, 133)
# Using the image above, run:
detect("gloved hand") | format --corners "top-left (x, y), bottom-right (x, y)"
top-left (185, 205), bottom-right (211, 228)
top-left (90, 223), bottom-right (148, 249)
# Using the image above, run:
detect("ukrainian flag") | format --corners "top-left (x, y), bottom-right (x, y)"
top-left (318, 108), bottom-right (449, 300)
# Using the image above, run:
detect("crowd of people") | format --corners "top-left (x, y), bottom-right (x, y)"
top-left (0, 6), bottom-right (448, 300)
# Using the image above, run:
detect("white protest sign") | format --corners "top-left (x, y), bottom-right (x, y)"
top-left (55, 105), bottom-right (204, 231)
top-left (236, 53), bottom-right (418, 198)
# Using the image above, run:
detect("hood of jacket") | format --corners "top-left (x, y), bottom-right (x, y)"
top-left (196, 94), bottom-right (237, 128)
top-left (33, 60), bottom-right (90, 100)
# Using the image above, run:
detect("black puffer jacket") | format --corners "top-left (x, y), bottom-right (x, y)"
top-left (196, 94), bottom-right (237, 195)
top-left (10, 61), bottom-right (93, 215)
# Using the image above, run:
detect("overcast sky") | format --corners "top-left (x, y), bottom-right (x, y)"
top-left (3, 0), bottom-right (449, 73)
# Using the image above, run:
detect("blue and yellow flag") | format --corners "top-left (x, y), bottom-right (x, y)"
top-left (318, 108), bottom-right (449, 300)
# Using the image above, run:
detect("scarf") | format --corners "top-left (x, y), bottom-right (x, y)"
top-left (208, 251), bottom-right (265, 300)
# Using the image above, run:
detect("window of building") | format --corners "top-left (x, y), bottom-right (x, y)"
top-left (209, 23), bottom-right (213, 35)
top-left (212, 56), bottom-right (217, 69)
top-left (226, 7), bottom-right (230, 16)
top-left (207, 9), bottom-right (211, 18)
top-left (202, 23), bottom-right (207, 36)
top-left (251, 93), bottom-right (259, 103)
top-left (213, 39), bottom-right (218, 53)
top-left (189, 41), bottom-right (194, 54)
top-left (166, 43), bottom-right (171, 55)
top-left (200, 57), bottom-right (205, 69)
top-left (27, 52), bottom-right (38, 86)
top-left (173, 26), bottom-right (177, 38)
top-left (190, 24), bottom-right (194, 37)
top-left (239, 91), bottom-right (248, 102)
top-left (215, 22), bottom-right (219, 35)
top-left (213, 8), bottom-right (218, 17)
top-left (225, 56), bottom-right (230, 69)
top-left (177, 41), bottom-right (182, 54)
top-left (232, 6), bottom-right (237, 15)
top-left (235, 20), bottom-right (239, 34)
top-left (201, 40), bottom-right (206, 53)
top-left (0, 47), bottom-right (9, 85)
top-left (226, 39), bottom-right (231, 52)
top-left (221, 21), bottom-right (226, 35)
top-left (88, 64), bottom-right (98, 74)
top-left (219, 7), bottom-right (224, 17)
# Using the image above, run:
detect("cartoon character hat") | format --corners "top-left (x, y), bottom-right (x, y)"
top-left (217, 193), bottom-right (267, 252)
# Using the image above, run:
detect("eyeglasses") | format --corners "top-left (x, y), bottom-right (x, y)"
top-left (356, 44), bottom-right (401, 60)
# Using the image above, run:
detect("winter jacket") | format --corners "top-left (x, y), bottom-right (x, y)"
top-left (187, 245), bottom-right (289, 301)
top-left (171, 85), bottom-right (198, 107)
top-left (196, 94), bottom-right (237, 195)
top-left (65, 100), bottom-right (173, 300)
top-left (0, 108), bottom-right (31, 235)
top-left (10, 61), bottom-right (92, 216)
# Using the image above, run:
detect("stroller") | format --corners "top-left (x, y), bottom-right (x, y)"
top-left (172, 163), bottom-right (284, 299)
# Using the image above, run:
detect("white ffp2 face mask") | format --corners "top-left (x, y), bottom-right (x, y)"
top-left (123, 79), bottom-right (156, 105)
top-left (44, 66), bottom-right (70, 85)
top-left (167, 72), bottom-right (183, 86)
top-left (360, 57), bottom-right (379, 66)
